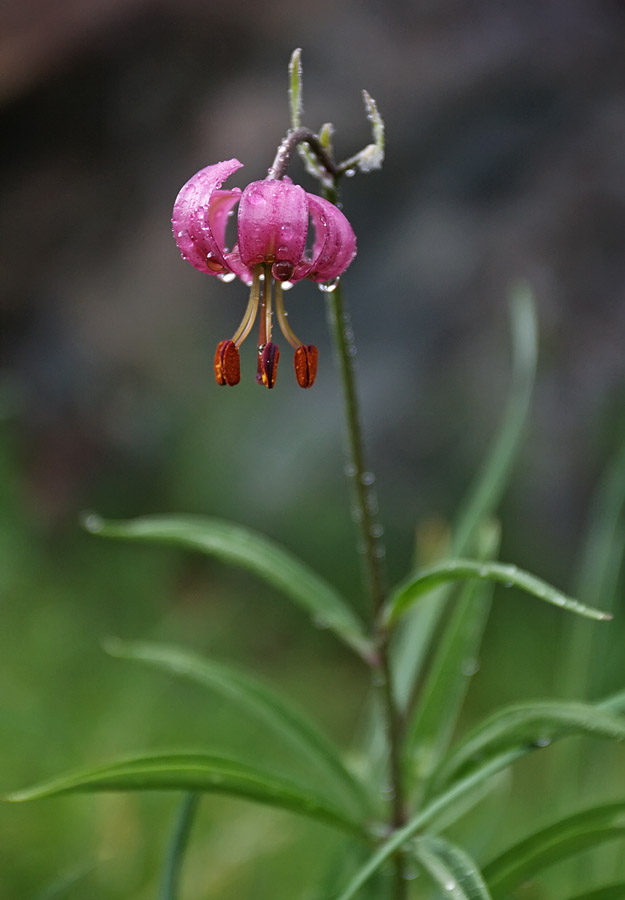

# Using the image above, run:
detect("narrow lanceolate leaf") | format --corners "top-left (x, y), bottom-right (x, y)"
top-left (5, 754), bottom-right (367, 838)
top-left (453, 284), bottom-right (537, 556)
top-left (429, 701), bottom-right (625, 796)
top-left (288, 48), bottom-right (304, 128)
top-left (159, 792), bottom-right (200, 900)
top-left (334, 751), bottom-right (523, 900)
top-left (403, 521), bottom-right (499, 788)
top-left (483, 802), bottom-right (625, 899)
top-left (105, 639), bottom-right (370, 815)
top-left (565, 884), bottom-right (625, 900)
top-left (82, 514), bottom-right (373, 662)
top-left (383, 559), bottom-right (612, 628)
top-left (412, 834), bottom-right (493, 900)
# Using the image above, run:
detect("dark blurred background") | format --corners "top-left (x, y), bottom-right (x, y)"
top-left (2, 1), bottom-right (625, 898)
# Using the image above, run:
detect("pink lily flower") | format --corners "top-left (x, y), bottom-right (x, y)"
top-left (172, 159), bottom-right (356, 388)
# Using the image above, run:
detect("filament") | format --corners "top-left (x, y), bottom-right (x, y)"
top-left (232, 267), bottom-right (261, 347)
top-left (274, 280), bottom-right (302, 349)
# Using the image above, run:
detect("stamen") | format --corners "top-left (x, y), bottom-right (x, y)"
top-left (294, 344), bottom-right (319, 388)
top-left (274, 280), bottom-right (301, 349)
top-left (256, 264), bottom-right (279, 388)
top-left (232, 266), bottom-right (262, 347)
top-left (214, 340), bottom-right (240, 386)
top-left (257, 342), bottom-right (280, 389)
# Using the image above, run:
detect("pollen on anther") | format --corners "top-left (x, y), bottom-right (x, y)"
top-left (214, 340), bottom-right (240, 386)
top-left (294, 345), bottom-right (318, 388)
top-left (258, 342), bottom-right (280, 389)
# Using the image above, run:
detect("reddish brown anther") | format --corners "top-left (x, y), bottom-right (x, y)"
top-left (257, 342), bottom-right (280, 389)
top-left (214, 339), bottom-right (240, 386)
top-left (293, 344), bottom-right (318, 388)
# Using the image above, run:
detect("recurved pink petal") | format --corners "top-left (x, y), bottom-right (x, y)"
top-left (304, 194), bottom-right (357, 283)
top-left (172, 159), bottom-right (243, 275)
top-left (237, 180), bottom-right (308, 279)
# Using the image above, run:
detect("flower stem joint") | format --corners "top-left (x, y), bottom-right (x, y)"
top-left (172, 159), bottom-right (356, 389)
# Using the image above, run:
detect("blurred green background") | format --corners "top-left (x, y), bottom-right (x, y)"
top-left (2, 1), bottom-right (625, 897)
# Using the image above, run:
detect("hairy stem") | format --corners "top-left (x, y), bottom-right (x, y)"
top-left (267, 127), bottom-right (337, 181)
top-left (325, 283), bottom-right (407, 900)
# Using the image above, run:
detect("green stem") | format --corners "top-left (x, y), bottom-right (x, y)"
top-left (158, 792), bottom-right (200, 900)
top-left (325, 283), bottom-right (407, 900)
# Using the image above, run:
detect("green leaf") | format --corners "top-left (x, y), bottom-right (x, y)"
top-left (5, 753), bottom-right (367, 838)
top-left (383, 559), bottom-right (612, 628)
top-left (562, 439), bottom-right (625, 702)
top-left (452, 284), bottom-right (537, 555)
top-left (159, 792), bottom-right (200, 900)
top-left (334, 751), bottom-right (522, 900)
top-left (288, 48), bottom-right (304, 129)
top-left (403, 521), bottom-right (500, 788)
top-left (412, 834), bottom-right (493, 900)
top-left (483, 802), bottom-right (625, 899)
top-left (34, 862), bottom-right (98, 900)
top-left (429, 700), bottom-right (625, 796)
top-left (82, 514), bottom-right (373, 662)
top-left (105, 639), bottom-right (370, 814)
top-left (288, 49), bottom-right (328, 185)
top-left (564, 884), bottom-right (625, 900)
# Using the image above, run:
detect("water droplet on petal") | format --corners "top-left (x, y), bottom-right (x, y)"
top-left (246, 189), bottom-right (265, 206)
top-left (318, 277), bottom-right (340, 293)
top-left (444, 879), bottom-right (457, 891)
top-left (217, 272), bottom-right (236, 283)
top-left (281, 280), bottom-right (294, 291)
top-left (345, 168), bottom-right (356, 178)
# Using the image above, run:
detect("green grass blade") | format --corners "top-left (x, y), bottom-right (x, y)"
top-left (5, 753), bottom-right (367, 838)
top-left (159, 792), bottom-right (200, 900)
top-left (105, 639), bottom-right (370, 815)
top-left (83, 514), bottom-right (373, 662)
top-left (483, 802), bottom-right (625, 899)
top-left (413, 834), bottom-right (493, 900)
top-left (384, 559), bottom-right (612, 627)
top-left (452, 284), bottom-right (537, 555)
top-left (429, 701), bottom-right (625, 796)
top-left (334, 750), bottom-right (523, 900)
top-left (403, 522), bottom-right (499, 789)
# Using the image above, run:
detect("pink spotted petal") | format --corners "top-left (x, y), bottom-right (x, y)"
top-left (304, 194), bottom-right (357, 283)
top-left (237, 180), bottom-right (308, 277)
top-left (172, 159), bottom-right (243, 275)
